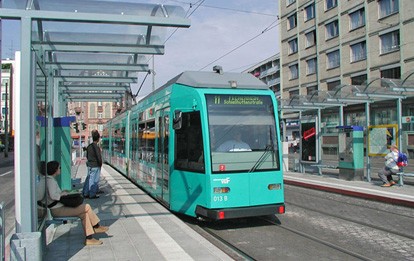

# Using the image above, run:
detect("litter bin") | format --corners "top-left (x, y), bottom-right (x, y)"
top-left (10, 232), bottom-right (42, 261)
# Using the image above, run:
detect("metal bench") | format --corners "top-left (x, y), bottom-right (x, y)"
top-left (396, 172), bottom-right (414, 186)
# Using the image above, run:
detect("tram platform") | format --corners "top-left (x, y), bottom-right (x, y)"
top-left (284, 170), bottom-right (414, 208)
top-left (44, 161), bottom-right (414, 260)
top-left (44, 160), bottom-right (232, 261)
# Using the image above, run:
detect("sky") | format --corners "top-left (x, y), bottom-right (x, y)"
top-left (1, 0), bottom-right (280, 98)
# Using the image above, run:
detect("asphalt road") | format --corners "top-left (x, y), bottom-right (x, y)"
top-left (0, 153), bottom-right (15, 240)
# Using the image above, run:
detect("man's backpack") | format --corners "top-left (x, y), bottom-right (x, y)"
top-left (397, 152), bottom-right (408, 167)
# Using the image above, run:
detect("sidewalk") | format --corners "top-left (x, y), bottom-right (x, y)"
top-left (44, 161), bottom-right (232, 261)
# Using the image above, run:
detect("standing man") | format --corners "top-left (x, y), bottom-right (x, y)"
top-left (83, 130), bottom-right (103, 198)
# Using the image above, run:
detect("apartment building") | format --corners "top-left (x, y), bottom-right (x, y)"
top-left (279, 0), bottom-right (414, 157)
top-left (280, 0), bottom-right (414, 112)
top-left (245, 54), bottom-right (281, 97)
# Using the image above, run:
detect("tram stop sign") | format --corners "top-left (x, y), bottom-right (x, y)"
top-left (403, 116), bottom-right (414, 123)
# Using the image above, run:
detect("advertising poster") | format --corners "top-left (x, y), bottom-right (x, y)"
top-left (368, 124), bottom-right (398, 156)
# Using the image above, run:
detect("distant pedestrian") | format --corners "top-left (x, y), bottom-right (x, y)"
top-left (83, 130), bottom-right (103, 198)
top-left (378, 144), bottom-right (399, 187)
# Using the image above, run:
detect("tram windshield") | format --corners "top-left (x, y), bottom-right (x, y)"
top-left (206, 94), bottom-right (280, 173)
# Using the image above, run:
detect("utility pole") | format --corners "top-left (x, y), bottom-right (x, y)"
top-left (4, 81), bottom-right (8, 158)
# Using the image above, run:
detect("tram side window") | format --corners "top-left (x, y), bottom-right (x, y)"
top-left (138, 121), bottom-right (155, 163)
top-left (174, 112), bottom-right (205, 173)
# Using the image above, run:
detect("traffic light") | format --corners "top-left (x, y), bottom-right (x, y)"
top-left (74, 123), bottom-right (80, 133)
top-left (82, 123), bottom-right (87, 130)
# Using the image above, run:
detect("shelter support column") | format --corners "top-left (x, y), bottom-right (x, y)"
top-left (397, 98), bottom-right (402, 152)
top-left (15, 17), bottom-right (36, 232)
top-left (366, 102), bottom-right (371, 182)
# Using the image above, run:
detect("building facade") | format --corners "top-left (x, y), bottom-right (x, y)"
top-left (67, 101), bottom-right (121, 143)
top-left (279, 0), bottom-right (414, 158)
top-left (280, 0), bottom-right (414, 99)
top-left (1, 59), bottom-right (15, 137)
top-left (245, 54), bottom-right (281, 97)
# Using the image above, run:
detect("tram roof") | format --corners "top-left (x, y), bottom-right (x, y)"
top-left (165, 70), bottom-right (269, 90)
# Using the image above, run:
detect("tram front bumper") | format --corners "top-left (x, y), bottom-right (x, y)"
top-left (195, 203), bottom-right (285, 220)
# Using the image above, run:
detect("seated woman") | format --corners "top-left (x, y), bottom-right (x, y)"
top-left (37, 161), bottom-right (109, 246)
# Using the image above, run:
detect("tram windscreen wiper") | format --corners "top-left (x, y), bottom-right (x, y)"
top-left (248, 144), bottom-right (272, 173)
top-left (249, 127), bottom-right (276, 173)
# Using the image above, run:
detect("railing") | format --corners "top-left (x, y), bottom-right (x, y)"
top-left (0, 201), bottom-right (4, 261)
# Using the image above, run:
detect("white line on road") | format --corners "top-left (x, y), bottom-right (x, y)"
top-left (0, 171), bottom-right (12, 177)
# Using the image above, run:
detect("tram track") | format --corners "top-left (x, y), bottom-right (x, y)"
top-left (180, 184), bottom-right (414, 260)
top-left (260, 216), bottom-right (375, 261)
top-left (285, 199), bottom-right (414, 241)
top-left (188, 215), bottom-right (376, 261)
top-left (285, 185), bottom-right (414, 241)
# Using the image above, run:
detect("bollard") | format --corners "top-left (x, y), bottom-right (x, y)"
top-left (10, 232), bottom-right (42, 261)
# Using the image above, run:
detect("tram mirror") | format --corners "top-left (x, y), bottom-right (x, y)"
top-left (173, 110), bottom-right (182, 130)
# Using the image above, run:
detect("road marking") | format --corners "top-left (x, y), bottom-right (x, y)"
top-left (0, 171), bottom-right (12, 177)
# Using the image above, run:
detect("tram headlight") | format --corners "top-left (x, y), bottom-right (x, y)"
top-left (213, 187), bottom-right (230, 193)
top-left (268, 183), bottom-right (281, 190)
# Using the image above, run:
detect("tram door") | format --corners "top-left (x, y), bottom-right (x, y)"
top-left (157, 108), bottom-right (170, 204)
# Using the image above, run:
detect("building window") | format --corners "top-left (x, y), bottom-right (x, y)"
top-left (326, 20), bottom-right (339, 40)
top-left (305, 30), bottom-right (316, 48)
top-left (350, 41), bottom-right (366, 62)
top-left (327, 50), bottom-right (340, 69)
top-left (304, 4), bottom-right (315, 21)
top-left (289, 64), bottom-right (299, 80)
top-left (286, 0), bottom-right (295, 6)
top-left (104, 103), bottom-right (111, 118)
top-left (326, 0), bottom-right (337, 10)
top-left (380, 30), bottom-right (399, 54)
top-left (307, 85), bottom-right (317, 94)
top-left (306, 58), bottom-right (317, 75)
top-left (89, 103), bottom-right (96, 118)
top-left (381, 67), bottom-right (400, 79)
top-left (349, 8), bottom-right (365, 30)
top-left (379, 0), bottom-right (399, 18)
top-left (351, 74), bottom-right (367, 85)
top-left (327, 80), bottom-right (340, 91)
top-left (288, 13), bottom-right (297, 30)
top-left (288, 38), bottom-right (298, 54)
top-left (98, 112), bottom-right (102, 119)
top-left (289, 90), bottom-right (299, 98)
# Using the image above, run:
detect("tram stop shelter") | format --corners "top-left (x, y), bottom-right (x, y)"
top-left (0, 0), bottom-right (190, 246)
top-left (279, 76), bottom-right (414, 180)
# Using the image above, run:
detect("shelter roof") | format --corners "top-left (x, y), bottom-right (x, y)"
top-left (1, 0), bottom-right (190, 102)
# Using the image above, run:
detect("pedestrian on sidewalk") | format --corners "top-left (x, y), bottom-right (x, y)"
top-left (378, 144), bottom-right (399, 187)
top-left (37, 161), bottom-right (109, 245)
top-left (83, 130), bottom-right (103, 199)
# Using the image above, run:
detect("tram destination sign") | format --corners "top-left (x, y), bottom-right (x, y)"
top-left (212, 95), bottom-right (265, 105)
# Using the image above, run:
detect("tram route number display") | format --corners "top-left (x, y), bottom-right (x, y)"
top-left (368, 124), bottom-right (398, 156)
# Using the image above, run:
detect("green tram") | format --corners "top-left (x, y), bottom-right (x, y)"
top-left (102, 69), bottom-right (285, 220)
